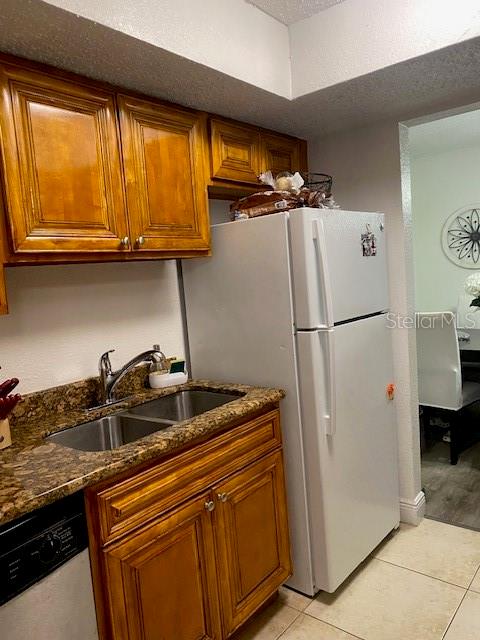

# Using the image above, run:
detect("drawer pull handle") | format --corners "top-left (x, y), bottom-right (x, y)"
top-left (136, 235), bottom-right (145, 247)
top-left (217, 492), bottom-right (228, 503)
top-left (204, 500), bottom-right (215, 512)
top-left (120, 236), bottom-right (130, 247)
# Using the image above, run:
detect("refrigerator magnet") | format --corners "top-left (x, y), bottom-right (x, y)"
top-left (361, 224), bottom-right (377, 257)
top-left (386, 383), bottom-right (395, 400)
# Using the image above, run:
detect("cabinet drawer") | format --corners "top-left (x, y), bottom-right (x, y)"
top-left (93, 409), bottom-right (281, 545)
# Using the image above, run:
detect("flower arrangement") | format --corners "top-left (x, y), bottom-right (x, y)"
top-left (465, 272), bottom-right (480, 309)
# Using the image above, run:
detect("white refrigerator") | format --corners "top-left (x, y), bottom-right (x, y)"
top-left (182, 208), bottom-right (400, 596)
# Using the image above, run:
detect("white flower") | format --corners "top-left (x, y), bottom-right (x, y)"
top-left (465, 272), bottom-right (480, 296)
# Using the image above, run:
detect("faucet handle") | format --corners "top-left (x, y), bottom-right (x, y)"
top-left (99, 349), bottom-right (115, 376)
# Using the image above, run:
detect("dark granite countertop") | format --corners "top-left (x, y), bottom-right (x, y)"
top-left (0, 376), bottom-right (284, 526)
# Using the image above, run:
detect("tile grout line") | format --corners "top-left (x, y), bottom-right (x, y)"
top-left (374, 555), bottom-right (477, 590)
top-left (441, 588), bottom-right (469, 639)
top-left (467, 564), bottom-right (480, 591)
top-left (275, 606), bottom-right (366, 640)
top-left (302, 610), bottom-right (366, 639)
top-left (274, 607), bottom-right (301, 640)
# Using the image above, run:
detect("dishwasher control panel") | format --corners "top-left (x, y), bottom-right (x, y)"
top-left (0, 492), bottom-right (88, 605)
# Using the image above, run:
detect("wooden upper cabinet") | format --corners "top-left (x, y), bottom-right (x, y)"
top-left (118, 95), bottom-right (210, 253)
top-left (261, 133), bottom-right (301, 176)
top-left (0, 63), bottom-right (128, 252)
top-left (104, 492), bottom-right (222, 640)
top-left (210, 119), bottom-right (261, 185)
top-left (208, 117), bottom-right (306, 190)
top-left (213, 451), bottom-right (292, 636)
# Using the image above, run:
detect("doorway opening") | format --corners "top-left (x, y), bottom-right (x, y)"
top-left (403, 107), bottom-right (480, 530)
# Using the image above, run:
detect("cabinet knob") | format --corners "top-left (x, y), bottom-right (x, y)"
top-left (120, 236), bottom-right (130, 247)
top-left (136, 235), bottom-right (145, 247)
top-left (217, 492), bottom-right (228, 503)
top-left (204, 500), bottom-right (215, 512)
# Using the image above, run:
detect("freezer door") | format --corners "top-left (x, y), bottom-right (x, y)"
top-left (289, 208), bottom-right (389, 328)
top-left (182, 213), bottom-right (315, 595)
top-left (296, 313), bottom-right (399, 593)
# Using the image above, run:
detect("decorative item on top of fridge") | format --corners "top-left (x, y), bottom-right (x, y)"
top-left (230, 170), bottom-right (339, 220)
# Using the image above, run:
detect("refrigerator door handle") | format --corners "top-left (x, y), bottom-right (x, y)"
top-left (324, 329), bottom-right (337, 436)
top-left (312, 219), bottom-right (334, 327)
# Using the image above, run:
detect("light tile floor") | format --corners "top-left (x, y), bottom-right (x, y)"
top-left (234, 519), bottom-right (480, 640)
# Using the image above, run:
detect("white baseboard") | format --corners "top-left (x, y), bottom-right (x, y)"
top-left (399, 491), bottom-right (426, 525)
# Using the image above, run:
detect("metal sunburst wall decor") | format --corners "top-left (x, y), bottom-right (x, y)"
top-left (441, 206), bottom-right (480, 268)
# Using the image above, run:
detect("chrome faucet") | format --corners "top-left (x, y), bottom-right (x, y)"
top-left (98, 345), bottom-right (168, 405)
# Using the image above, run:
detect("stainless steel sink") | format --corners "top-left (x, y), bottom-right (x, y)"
top-left (46, 390), bottom-right (241, 452)
top-left (46, 414), bottom-right (174, 452)
top-left (127, 390), bottom-right (239, 422)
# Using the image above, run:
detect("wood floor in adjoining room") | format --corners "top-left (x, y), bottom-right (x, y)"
top-left (422, 440), bottom-right (480, 531)
top-left (234, 519), bottom-right (480, 639)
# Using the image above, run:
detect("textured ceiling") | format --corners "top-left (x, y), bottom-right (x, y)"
top-left (1, 0), bottom-right (480, 141)
top-left (409, 109), bottom-right (480, 158)
top-left (246, 0), bottom-right (347, 24)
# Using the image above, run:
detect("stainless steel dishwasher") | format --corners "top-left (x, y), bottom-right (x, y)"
top-left (0, 492), bottom-right (98, 640)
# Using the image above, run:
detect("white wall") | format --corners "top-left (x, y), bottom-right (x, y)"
top-left (309, 121), bottom-right (423, 522)
top-left (42, 0), bottom-right (291, 98)
top-left (411, 144), bottom-right (480, 311)
top-left (40, 0), bottom-right (480, 101)
top-left (0, 261), bottom-right (184, 394)
top-left (290, 0), bottom-right (480, 97)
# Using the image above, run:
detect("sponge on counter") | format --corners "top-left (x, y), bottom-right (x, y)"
top-left (169, 360), bottom-right (186, 374)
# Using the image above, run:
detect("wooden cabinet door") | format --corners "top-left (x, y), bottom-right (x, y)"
top-left (210, 119), bottom-right (261, 185)
top-left (118, 95), bottom-right (210, 253)
top-left (103, 492), bottom-right (222, 640)
top-left (0, 266), bottom-right (6, 315)
top-left (213, 451), bottom-right (292, 636)
top-left (261, 134), bottom-right (301, 176)
top-left (0, 64), bottom-right (128, 252)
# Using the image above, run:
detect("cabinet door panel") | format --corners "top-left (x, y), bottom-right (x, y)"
top-left (118, 95), bottom-right (210, 253)
top-left (0, 265), bottom-right (6, 315)
top-left (213, 451), bottom-right (292, 636)
top-left (210, 119), bottom-right (261, 185)
top-left (262, 134), bottom-right (301, 176)
top-left (104, 493), bottom-right (221, 640)
top-left (0, 64), bottom-right (128, 252)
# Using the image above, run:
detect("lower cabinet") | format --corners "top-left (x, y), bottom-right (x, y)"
top-left (86, 408), bottom-right (291, 640)
top-left (104, 492), bottom-right (222, 640)
top-left (213, 452), bottom-right (291, 636)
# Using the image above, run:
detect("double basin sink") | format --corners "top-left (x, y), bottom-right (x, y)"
top-left (47, 390), bottom-right (239, 452)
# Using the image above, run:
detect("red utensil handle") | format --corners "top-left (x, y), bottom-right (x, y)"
top-left (0, 379), bottom-right (19, 398)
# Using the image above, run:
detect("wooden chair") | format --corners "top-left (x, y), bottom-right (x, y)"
top-left (416, 311), bottom-right (480, 464)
